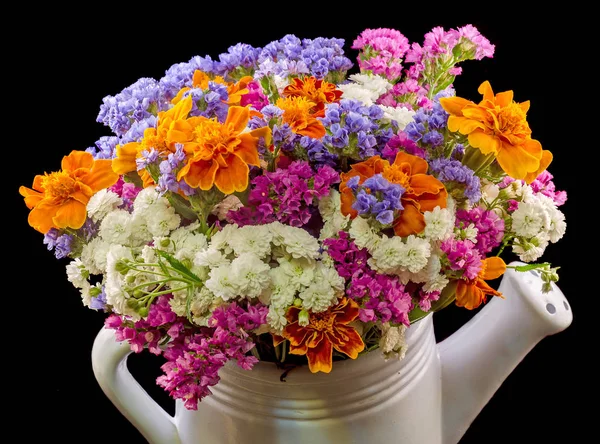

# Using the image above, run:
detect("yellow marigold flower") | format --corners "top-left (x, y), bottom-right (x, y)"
top-left (112, 96), bottom-right (193, 184)
top-left (20, 151), bottom-right (119, 233)
top-left (170, 106), bottom-right (271, 194)
top-left (276, 96), bottom-right (326, 138)
top-left (440, 81), bottom-right (552, 182)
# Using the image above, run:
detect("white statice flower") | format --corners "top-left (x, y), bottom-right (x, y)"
top-left (480, 179), bottom-right (500, 202)
top-left (267, 306), bottom-right (288, 332)
top-left (105, 245), bottom-right (139, 319)
top-left (228, 225), bottom-right (273, 258)
top-left (132, 186), bottom-right (161, 214)
top-left (349, 216), bottom-right (381, 251)
top-left (462, 223), bottom-right (479, 243)
top-left (146, 205), bottom-right (181, 237)
top-left (337, 73), bottom-right (393, 106)
top-left (379, 323), bottom-right (407, 360)
top-left (368, 235), bottom-right (407, 273)
top-left (299, 281), bottom-right (337, 313)
top-left (80, 237), bottom-right (111, 275)
top-left (230, 253), bottom-right (271, 298)
top-left (400, 235), bottom-right (431, 273)
top-left (194, 248), bottom-right (230, 268)
top-left (538, 195), bottom-right (567, 243)
top-left (423, 206), bottom-right (455, 241)
top-left (512, 200), bottom-right (550, 238)
top-left (419, 254), bottom-right (449, 293)
top-left (378, 105), bottom-right (416, 130)
top-left (170, 226), bottom-right (208, 263)
top-left (190, 287), bottom-right (220, 326)
top-left (316, 262), bottom-right (345, 296)
top-left (205, 266), bottom-right (238, 301)
top-left (277, 257), bottom-right (316, 291)
top-left (99, 209), bottom-right (134, 245)
top-left (66, 259), bottom-right (89, 289)
top-left (141, 245), bottom-right (157, 264)
top-left (503, 180), bottom-right (534, 202)
top-left (79, 283), bottom-right (93, 308)
top-left (209, 223), bottom-right (237, 254)
top-left (513, 237), bottom-right (549, 262)
top-left (277, 225), bottom-right (320, 259)
top-left (318, 189), bottom-right (350, 240)
top-left (87, 189), bottom-right (123, 223)
top-left (262, 266), bottom-right (296, 307)
top-left (128, 213), bottom-right (154, 247)
top-left (211, 195), bottom-right (243, 220)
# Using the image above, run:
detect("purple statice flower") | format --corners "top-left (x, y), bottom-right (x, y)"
top-left (136, 148), bottom-right (159, 171)
top-left (43, 229), bottom-right (73, 259)
top-left (97, 77), bottom-right (169, 137)
top-left (228, 161), bottom-right (339, 228)
top-left (382, 131), bottom-right (426, 161)
top-left (323, 231), bottom-right (371, 280)
top-left (456, 207), bottom-right (505, 255)
top-left (178, 82), bottom-right (229, 122)
top-left (429, 158), bottom-right (481, 203)
top-left (404, 97), bottom-right (450, 151)
top-left (350, 174), bottom-right (404, 225)
top-left (440, 238), bottom-right (482, 280)
top-left (320, 99), bottom-right (394, 160)
top-left (352, 28), bottom-right (410, 80)
top-left (159, 55), bottom-right (215, 100)
top-left (120, 115), bottom-right (158, 144)
top-left (90, 287), bottom-right (108, 311)
top-left (529, 170), bottom-right (567, 206)
top-left (352, 273), bottom-right (413, 326)
top-left (157, 302), bottom-right (264, 410)
top-left (157, 144), bottom-right (192, 196)
top-left (86, 136), bottom-right (119, 159)
top-left (240, 81), bottom-right (269, 110)
top-left (418, 288), bottom-right (441, 312)
top-left (300, 136), bottom-right (339, 169)
top-left (105, 295), bottom-right (182, 355)
top-left (213, 43), bottom-right (261, 78)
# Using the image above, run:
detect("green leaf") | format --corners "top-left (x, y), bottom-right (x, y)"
top-left (167, 193), bottom-right (199, 221)
top-left (156, 249), bottom-right (202, 283)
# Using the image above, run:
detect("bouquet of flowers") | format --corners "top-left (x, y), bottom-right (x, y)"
top-left (19, 25), bottom-right (566, 410)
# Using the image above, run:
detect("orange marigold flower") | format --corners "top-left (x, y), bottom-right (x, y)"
top-left (439, 81), bottom-right (552, 182)
top-left (340, 152), bottom-right (448, 237)
top-left (112, 96), bottom-right (193, 184)
top-left (19, 150), bottom-right (119, 234)
top-left (276, 96), bottom-right (326, 139)
top-left (172, 71), bottom-right (251, 107)
top-left (282, 76), bottom-right (342, 116)
top-left (171, 105), bottom-right (271, 194)
top-left (280, 298), bottom-right (365, 374)
top-left (456, 256), bottom-right (506, 310)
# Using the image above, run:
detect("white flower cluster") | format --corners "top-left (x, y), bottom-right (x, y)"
top-left (337, 73), bottom-right (393, 106)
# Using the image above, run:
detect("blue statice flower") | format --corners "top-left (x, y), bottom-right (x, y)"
top-left (86, 136), bottom-right (120, 159)
top-left (214, 43), bottom-right (261, 78)
top-left (429, 158), bottom-right (481, 203)
top-left (97, 78), bottom-right (169, 137)
top-left (350, 174), bottom-right (404, 225)
top-left (156, 145), bottom-right (194, 196)
top-left (43, 229), bottom-right (74, 259)
top-left (320, 99), bottom-right (394, 160)
top-left (90, 286), bottom-right (108, 311)
top-left (404, 89), bottom-right (453, 154)
top-left (159, 55), bottom-right (215, 100)
top-left (181, 82), bottom-right (230, 122)
top-left (136, 148), bottom-right (159, 171)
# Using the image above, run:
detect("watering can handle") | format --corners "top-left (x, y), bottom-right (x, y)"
top-left (92, 326), bottom-right (181, 444)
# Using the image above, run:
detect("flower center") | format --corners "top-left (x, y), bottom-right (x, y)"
top-left (309, 311), bottom-right (335, 332)
top-left (496, 102), bottom-right (531, 138)
top-left (41, 171), bottom-right (77, 200)
top-left (192, 119), bottom-right (240, 165)
top-left (382, 163), bottom-right (412, 191)
top-left (277, 96), bottom-right (315, 130)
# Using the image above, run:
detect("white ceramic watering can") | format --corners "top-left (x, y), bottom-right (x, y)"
top-left (92, 262), bottom-right (572, 444)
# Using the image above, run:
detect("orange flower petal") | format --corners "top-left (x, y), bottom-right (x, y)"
top-left (296, 119), bottom-right (326, 139)
top-left (52, 199), bottom-right (87, 230)
top-left (408, 174), bottom-right (446, 198)
top-left (455, 281), bottom-right (484, 310)
top-left (482, 257), bottom-right (506, 281)
top-left (393, 201), bottom-right (426, 237)
top-left (496, 140), bottom-right (542, 180)
top-left (468, 131), bottom-right (500, 155)
top-left (519, 100), bottom-right (531, 113)
top-left (213, 154), bottom-right (249, 194)
top-left (330, 325), bottom-right (364, 359)
top-left (179, 159), bottom-right (218, 190)
top-left (284, 322), bottom-right (311, 348)
top-left (332, 298), bottom-right (361, 324)
top-left (393, 151), bottom-right (428, 175)
top-left (306, 336), bottom-right (333, 373)
top-left (477, 81), bottom-right (495, 102)
top-left (85, 159), bottom-right (120, 191)
top-left (235, 133), bottom-right (263, 166)
top-left (225, 106), bottom-right (250, 134)
top-left (248, 126), bottom-right (272, 147)
top-left (339, 186), bottom-right (358, 218)
top-left (27, 202), bottom-right (58, 234)
top-left (524, 149), bottom-right (553, 184)
top-left (19, 186), bottom-right (44, 209)
top-left (112, 142), bottom-right (141, 175)
top-left (167, 120), bottom-right (195, 143)
top-left (439, 96), bottom-right (472, 117)
top-left (61, 150), bottom-right (94, 172)
top-left (495, 90), bottom-right (514, 107)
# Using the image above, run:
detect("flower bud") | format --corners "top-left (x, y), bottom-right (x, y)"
top-left (298, 309), bottom-right (310, 327)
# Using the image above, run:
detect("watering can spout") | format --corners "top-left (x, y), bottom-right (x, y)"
top-left (438, 262), bottom-right (572, 444)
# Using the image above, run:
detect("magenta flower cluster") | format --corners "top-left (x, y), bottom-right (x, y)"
top-left (228, 161), bottom-right (339, 227)
top-left (440, 238), bottom-right (482, 280)
top-left (456, 207), bottom-right (505, 255)
top-left (352, 28), bottom-right (410, 79)
top-left (324, 232), bottom-right (414, 325)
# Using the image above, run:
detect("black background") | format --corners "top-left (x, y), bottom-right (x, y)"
top-left (10, 9), bottom-right (587, 444)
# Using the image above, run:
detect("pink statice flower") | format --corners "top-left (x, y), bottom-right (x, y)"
top-left (240, 80), bottom-right (269, 110)
top-left (456, 207), bottom-right (505, 255)
top-left (440, 238), bottom-right (482, 280)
